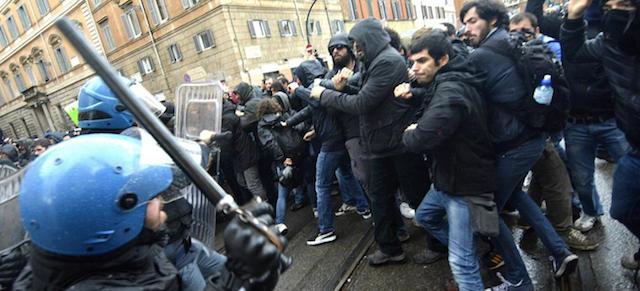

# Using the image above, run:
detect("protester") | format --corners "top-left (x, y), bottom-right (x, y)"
top-left (562, 0), bottom-right (640, 270)
top-left (399, 31), bottom-right (496, 291)
top-left (461, 0), bottom-right (578, 288)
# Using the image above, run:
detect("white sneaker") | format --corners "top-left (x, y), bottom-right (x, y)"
top-left (574, 213), bottom-right (599, 232)
top-left (275, 223), bottom-right (288, 235)
top-left (399, 202), bottom-right (415, 219)
top-left (335, 203), bottom-right (357, 216)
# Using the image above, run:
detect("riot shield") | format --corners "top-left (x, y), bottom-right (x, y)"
top-left (0, 167), bottom-right (27, 253)
top-left (175, 82), bottom-right (224, 250)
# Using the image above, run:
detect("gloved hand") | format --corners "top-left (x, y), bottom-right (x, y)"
top-left (223, 202), bottom-right (287, 283)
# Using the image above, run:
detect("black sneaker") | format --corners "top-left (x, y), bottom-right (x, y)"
top-left (367, 249), bottom-right (407, 266)
top-left (413, 249), bottom-right (446, 265)
top-left (306, 231), bottom-right (337, 246)
top-left (553, 253), bottom-right (578, 278)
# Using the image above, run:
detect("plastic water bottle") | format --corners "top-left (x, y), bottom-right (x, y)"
top-left (533, 75), bottom-right (553, 105)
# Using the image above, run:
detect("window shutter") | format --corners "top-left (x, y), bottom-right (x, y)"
top-left (208, 30), bottom-right (215, 47)
top-left (247, 20), bottom-right (256, 38)
top-left (307, 21), bottom-right (313, 35)
top-left (278, 20), bottom-right (285, 36)
top-left (316, 21), bottom-right (322, 35)
top-left (137, 60), bottom-right (144, 75)
top-left (131, 12), bottom-right (141, 36)
top-left (291, 21), bottom-right (297, 36)
top-left (264, 20), bottom-right (271, 37)
top-left (181, 0), bottom-right (190, 9)
top-left (147, 0), bottom-right (160, 25)
top-left (175, 44), bottom-right (182, 60)
top-left (193, 35), bottom-right (202, 53)
top-left (121, 14), bottom-right (133, 39)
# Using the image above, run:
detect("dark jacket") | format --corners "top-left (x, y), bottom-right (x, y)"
top-left (319, 18), bottom-right (414, 158)
top-left (288, 60), bottom-right (345, 152)
top-left (235, 82), bottom-right (262, 131)
top-left (13, 243), bottom-right (180, 291)
top-left (452, 39), bottom-right (470, 59)
top-left (322, 61), bottom-right (362, 141)
top-left (403, 54), bottom-right (496, 196)
top-left (222, 100), bottom-right (259, 171)
top-left (258, 113), bottom-right (306, 163)
top-left (561, 19), bottom-right (640, 149)
top-left (525, 0), bottom-right (615, 117)
top-left (469, 28), bottom-right (540, 153)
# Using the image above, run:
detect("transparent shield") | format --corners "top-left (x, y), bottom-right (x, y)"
top-left (0, 168), bottom-right (27, 252)
top-left (175, 82), bottom-right (223, 140)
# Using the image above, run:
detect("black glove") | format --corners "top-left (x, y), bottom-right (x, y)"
top-left (223, 202), bottom-right (287, 288)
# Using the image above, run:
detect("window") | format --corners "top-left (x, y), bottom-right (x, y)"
top-left (24, 65), bottom-right (36, 85)
top-left (193, 30), bottom-right (214, 53)
top-left (248, 20), bottom-right (271, 38)
top-left (181, 0), bottom-right (200, 9)
top-left (147, 0), bottom-right (169, 25)
top-left (36, 59), bottom-right (51, 82)
top-left (137, 57), bottom-right (155, 75)
top-left (36, 0), bottom-right (50, 16)
top-left (121, 6), bottom-right (142, 40)
top-left (15, 73), bottom-right (26, 92)
top-left (54, 46), bottom-right (71, 73)
top-left (17, 5), bottom-right (31, 30)
top-left (93, 0), bottom-right (102, 6)
top-left (428, 6), bottom-right (433, 19)
top-left (307, 20), bottom-right (322, 35)
top-left (392, 0), bottom-right (401, 19)
top-left (379, 0), bottom-right (388, 19)
top-left (278, 20), bottom-right (297, 37)
top-left (21, 118), bottom-right (31, 136)
top-left (421, 5), bottom-right (427, 19)
top-left (6, 16), bottom-right (19, 39)
top-left (435, 6), bottom-right (441, 18)
top-left (347, 0), bottom-right (358, 20)
top-left (3, 77), bottom-right (15, 97)
top-left (99, 20), bottom-right (116, 51)
top-left (0, 26), bottom-right (7, 47)
top-left (331, 20), bottom-right (345, 33)
top-left (168, 44), bottom-right (182, 63)
top-left (405, 0), bottom-right (414, 19)
top-left (440, 7), bottom-right (445, 19)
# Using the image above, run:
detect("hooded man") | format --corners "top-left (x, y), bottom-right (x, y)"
top-left (310, 18), bottom-right (427, 266)
top-left (562, 0), bottom-right (640, 270)
top-left (234, 82), bottom-right (263, 131)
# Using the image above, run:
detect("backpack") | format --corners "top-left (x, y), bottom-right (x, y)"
top-left (271, 124), bottom-right (306, 158)
top-left (484, 32), bottom-right (571, 133)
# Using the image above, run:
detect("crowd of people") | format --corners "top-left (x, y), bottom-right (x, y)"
top-left (1, 0), bottom-right (638, 289)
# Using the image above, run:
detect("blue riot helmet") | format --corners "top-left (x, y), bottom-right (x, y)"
top-left (78, 76), bottom-right (165, 131)
top-left (19, 134), bottom-right (174, 256)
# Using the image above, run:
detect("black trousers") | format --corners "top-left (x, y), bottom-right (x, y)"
top-left (366, 152), bottom-right (432, 255)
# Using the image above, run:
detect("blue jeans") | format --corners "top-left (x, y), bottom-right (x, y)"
top-left (565, 119), bottom-right (629, 216)
top-left (276, 182), bottom-right (305, 224)
top-left (165, 239), bottom-right (227, 291)
top-left (316, 149), bottom-right (369, 233)
top-left (493, 136), bottom-right (569, 284)
top-left (416, 190), bottom-right (483, 291)
top-left (610, 153), bottom-right (640, 239)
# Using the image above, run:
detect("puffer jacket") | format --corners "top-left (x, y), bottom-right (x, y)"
top-left (319, 18), bottom-right (414, 158)
top-left (561, 18), bottom-right (640, 150)
top-left (469, 28), bottom-right (540, 153)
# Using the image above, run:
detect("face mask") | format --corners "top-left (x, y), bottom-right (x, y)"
top-left (602, 9), bottom-right (640, 55)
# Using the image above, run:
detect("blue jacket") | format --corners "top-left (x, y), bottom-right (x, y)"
top-left (469, 28), bottom-right (539, 153)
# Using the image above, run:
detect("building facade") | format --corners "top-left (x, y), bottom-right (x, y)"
top-left (0, 0), bottom-right (346, 139)
top-left (341, 0), bottom-right (417, 34)
top-left (413, 0), bottom-right (457, 29)
top-left (0, 0), bottom-right (102, 140)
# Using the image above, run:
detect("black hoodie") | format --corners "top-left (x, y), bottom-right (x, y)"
top-left (319, 18), bottom-right (414, 158)
top-left (402, 54), bottom-right (496, 196)
top-left (234, 82), bottom-right (262, 131)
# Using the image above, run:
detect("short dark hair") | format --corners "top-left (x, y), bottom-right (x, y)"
top-left (385, 27), bottom-right (402, 51)
top-left (34, 138), bottom-right (51, 149)
top-left (410, 31), bottom-right (453, 66)
top-left (441, 22), bottom-right (456, 37)
top-left (510, 12), bottom-right (539, 28)
top-left (460, 0), bottom-right (510, 29)
top-left (271, 81), bottom-right (286, 93)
